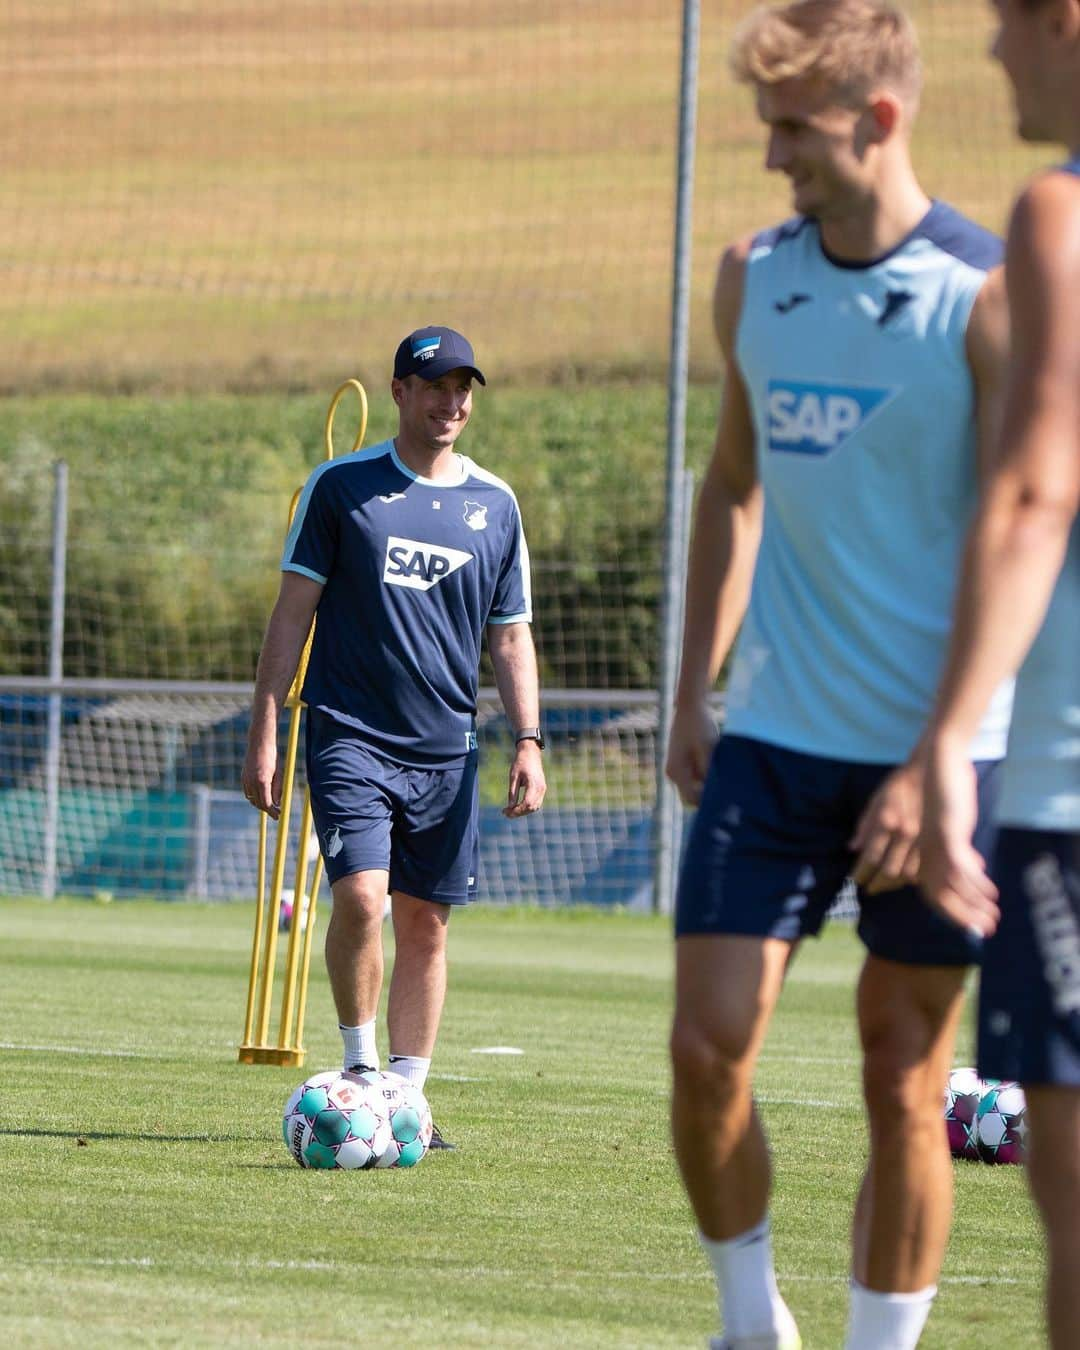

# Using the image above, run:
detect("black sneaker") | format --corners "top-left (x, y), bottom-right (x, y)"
top-left (428, 1122), bottom-right (455, 1150)
top-left (345, 1063), bottom-right (377, 1077)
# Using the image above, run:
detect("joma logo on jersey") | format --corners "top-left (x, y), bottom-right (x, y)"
top-left (383, 535), bottom-right (473, 591)
top-left (766, 379), bottom-right (898, 455)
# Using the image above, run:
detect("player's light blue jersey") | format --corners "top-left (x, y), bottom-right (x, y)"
top-left (998, 158), bottom-right (1080, 830)
top-left (283, 439), bottom-right (531, 767)
top-left (727, 201), bottom-right (1012, 763)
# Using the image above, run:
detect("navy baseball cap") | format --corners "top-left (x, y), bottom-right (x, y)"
top-left (393, 326), bottom-right (486, 385)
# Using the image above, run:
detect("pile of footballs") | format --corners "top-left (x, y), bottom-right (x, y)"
top-left (282, 1068), bottom-right (433, 1170)
top-left (944, 1067), bottom-right (1027, 1164)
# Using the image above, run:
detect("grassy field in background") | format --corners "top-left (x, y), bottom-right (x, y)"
top-left (1, 0), bottom-right (1050, 392)
top-left (0, 899), bottom-right (1045, 1347)
top-left (0, 384), bottom-right (719, 687)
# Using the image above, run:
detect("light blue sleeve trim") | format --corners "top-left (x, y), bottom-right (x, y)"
top-left (282, 440), bottom-right (394, 564)
top-left (282, 562), bottom-right (328, 585)
top-left (488, 611), bottom-right (532, 625)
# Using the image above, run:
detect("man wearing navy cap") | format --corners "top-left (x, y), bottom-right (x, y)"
top-left (243, 326), bottom-right (545, 1148)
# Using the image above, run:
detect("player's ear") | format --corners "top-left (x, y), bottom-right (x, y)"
top-left (390, 377), bottom-right (406, 408)
top-left (865, 91), bottom-right (902, 143)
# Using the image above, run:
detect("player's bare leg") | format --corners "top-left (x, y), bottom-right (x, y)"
top-left (386, 892), bottom-right (451, 1059)
top-left (851, 956), bottom-right (966, 1292)
top-left (324, 868), bottom-right (390, 1027)
top-left (1025, 1086), bottom-right (1080, 1348)
top-left (671, 934), bottom-right (793, 1236)
top-left (672, 934), bottom-right (801, 1345)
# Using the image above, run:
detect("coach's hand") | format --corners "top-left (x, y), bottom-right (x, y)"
top-left (241, 736), bottom-right (282, 820)
top-left (665, 702), bottom-right (718, 807)
top-left (504, 741), bottom-right (546, 818)
top-left (849, 760), bottom-right (923, 894)
top-left (919, 738), bottom-right (1000, 937)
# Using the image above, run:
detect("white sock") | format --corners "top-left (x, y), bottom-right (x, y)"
top-left (699, 1219), bottom-right (797, 1340)
top-left (845, 1280), bottom-right (936, 1350)
top-left (387, 1054), bottom-right (431, 1089)
top-left (339, 1020), bottom-right (379, 1072)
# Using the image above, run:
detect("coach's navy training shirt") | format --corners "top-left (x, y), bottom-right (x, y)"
top-left (282, 438), bottom-right (532, 767)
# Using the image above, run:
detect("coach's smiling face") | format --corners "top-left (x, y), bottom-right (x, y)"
top-left (392, 369), bottom-right (474, 461)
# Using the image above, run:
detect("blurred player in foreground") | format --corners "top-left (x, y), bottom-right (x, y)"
top-left (243, 326), bottom-right (545, 1148)
top-left (665, 1), bottom-right (1011, 1345)
top-left (920, 3), bottom-right (1080, 1344)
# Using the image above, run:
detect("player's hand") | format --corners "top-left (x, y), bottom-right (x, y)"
top-left (504, 742), bottom-right (546, 818)
top-left (241, 738), bottom-right (282, 820)
top-left (919, 738), bottom-right (1000, 936)
top-left (665, 702), bottom-right (718, 807)
top-left (849, 760), bottom-right (923, 894)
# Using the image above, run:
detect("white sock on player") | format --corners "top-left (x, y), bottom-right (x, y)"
top-left (700, 1219), bottom-right (799, 1342)
top-left (844, 1280), bottom-right (936, 1349)
top-left (387, 1054), bottom-right (431, 1089)
top-left (339, 1020), bottom-right (378, 1072)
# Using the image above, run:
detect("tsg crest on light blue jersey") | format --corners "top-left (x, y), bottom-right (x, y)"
top-left (766, 379), bottom-right (898, 456)
top-left (729, 203), bottom-right (1011, 763)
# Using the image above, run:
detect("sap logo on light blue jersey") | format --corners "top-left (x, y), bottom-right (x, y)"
top-left (766, 379), bottom-right (899, 456)
top-left (383, 535), bottom-right (473, 591)
top-left (411, 335), bottom-right (441, 362)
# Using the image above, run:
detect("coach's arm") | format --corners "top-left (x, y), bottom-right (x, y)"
top-left (242, 571), bottom-right (323, 820)
top-left (487, 620), bottom-right (546, 819)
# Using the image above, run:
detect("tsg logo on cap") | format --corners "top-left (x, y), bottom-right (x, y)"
top-left (411, 334), bottom-right (442, 363)
top-left (393, 326), bottom-right (487, 385)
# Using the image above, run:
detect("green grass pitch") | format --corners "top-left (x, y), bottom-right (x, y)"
top-left (0, 899), bottom-right (1044, 1347)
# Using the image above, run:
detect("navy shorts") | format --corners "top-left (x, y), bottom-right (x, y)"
top-left (978, 827), bottom-right (1080, 1087)
top-left (305, 709), bottom-right (479, 904)
top-left (675, 734), bottom-right (999, 966)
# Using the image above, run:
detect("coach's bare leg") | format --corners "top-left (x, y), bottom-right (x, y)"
top-left (324, 869), bottom-right (389, 1025)
top-left (386, 892), bottom-right (451, 1057)
top-left (670, 935), bottom-right (794, 1237)
top-left (853, 956), bottom-right (967, 1291)
top-left (1025, 1086), bottom-right (1080, 1348)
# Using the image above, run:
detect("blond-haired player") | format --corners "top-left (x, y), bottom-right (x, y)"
top-left (920, 2), bottom-right (1080, 1345)
top-left (666, 2), bottom-right (1010, 1345)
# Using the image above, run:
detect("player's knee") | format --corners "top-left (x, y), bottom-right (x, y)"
top-left (329, 876), bottom-right (387, 931)
top-left (670, 1014), bottom-right (753, 1100)
top-left (861, 1040), bottom-right (937, 1129)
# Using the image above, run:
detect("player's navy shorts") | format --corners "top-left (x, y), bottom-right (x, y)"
top-left (305, 709), bottom-right (479, 904)
top-left (675, 733), bottom-right (1000, 966)
top-left (978, 827), bottom-right (1080, 1087)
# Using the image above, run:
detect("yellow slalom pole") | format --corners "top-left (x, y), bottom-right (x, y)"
top-left (276, 792), bottom-right (314, 1050)
top-left (325, 379), bottom-right (368, 458)
top-left (239, 378), bottom-right (368, 1067)
top-left (294, 838), bottom-right (323, 1059)
top-left (241, 811), bottom-right (269, 1049)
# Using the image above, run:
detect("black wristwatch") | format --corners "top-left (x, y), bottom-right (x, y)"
top-left (515, 726), bottom-right (545, 751)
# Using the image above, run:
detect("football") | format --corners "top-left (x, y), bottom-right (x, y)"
top-left (277, 888), bottom-right (311, 933)
top-left (351, 1069), bottom-right (434, 1168)
top-left (943, 1066), bottom-right (983, 1161)
top-left (975, 1080), bottom-right (1028, 1165)
top-left (282, 1070), bottom-right (391, 1169)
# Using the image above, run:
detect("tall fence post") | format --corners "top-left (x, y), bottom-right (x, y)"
top-left (653, 0), bottom-right (701, 916)
top-left (42, 459), bottom-right (68, 900)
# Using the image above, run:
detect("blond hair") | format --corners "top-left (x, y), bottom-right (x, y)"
top-left (730, 0), bottom-right (922, 110)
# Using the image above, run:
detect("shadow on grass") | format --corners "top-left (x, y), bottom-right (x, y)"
top-left (0, 1127), bottom-right (266, 1144)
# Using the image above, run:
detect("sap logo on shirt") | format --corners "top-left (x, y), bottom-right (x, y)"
top-left (766, 379), bottom-right (898, 456)
top-left (383, 535), bottom-right (473, 591)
